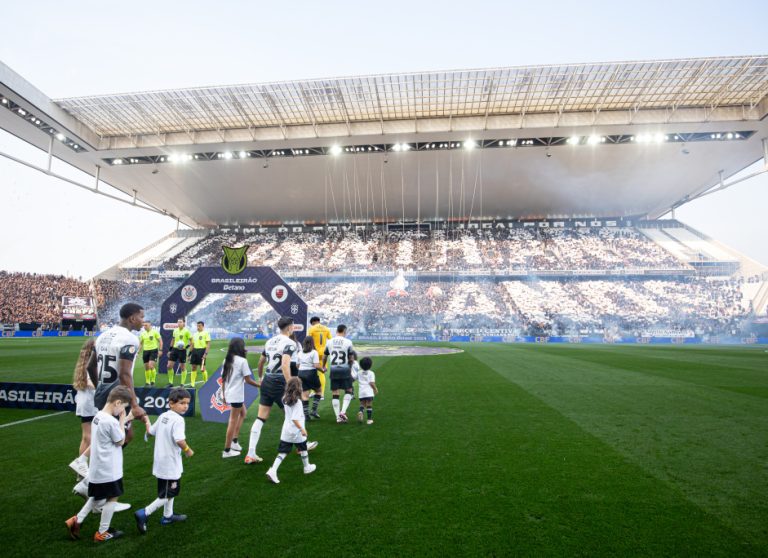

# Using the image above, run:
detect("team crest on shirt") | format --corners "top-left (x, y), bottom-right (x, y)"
top-left (271, 285), bottom-right (288, 303)
top-left (210, 377), bottom-right (230, 414)
top-left (221, 245), bottom-right (249, 275)
top-left (170, 303), bottom-right (177, 314)
top-left (181, 285), bottom-right (198, 303)
top-left (290, 304), bottom-right (299, 315)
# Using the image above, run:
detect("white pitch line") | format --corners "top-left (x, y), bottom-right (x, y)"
top-left (0, 410), bottom-right (69, 429)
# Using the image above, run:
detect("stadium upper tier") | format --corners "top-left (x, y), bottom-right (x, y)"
top-left (2, 56), bottom-right (767, 224)
top-left (103, 219), bottom-right (744, 279)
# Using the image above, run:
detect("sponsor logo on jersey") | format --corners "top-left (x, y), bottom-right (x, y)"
top-left (271, 285), bottom-right (288, 303)
top-left (181, 285), bottom-right (198, 303)
top-left (221, 245), bottom-right (248, 275)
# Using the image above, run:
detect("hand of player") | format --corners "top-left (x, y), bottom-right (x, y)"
top-left (185, 447), bottom-right (194, 458)
top-left (301, 428), bottom-right (307, 437)
top-left (131, 404), bottom-right (147, 421)
top-left (125, 410), bottom-right (134, 422)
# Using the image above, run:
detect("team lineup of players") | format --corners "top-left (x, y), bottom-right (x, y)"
top-left (66, 303), bottom-right (379, 542)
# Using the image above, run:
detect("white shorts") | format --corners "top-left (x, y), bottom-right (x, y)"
top-left (75, 388), bottom-right (98, 418)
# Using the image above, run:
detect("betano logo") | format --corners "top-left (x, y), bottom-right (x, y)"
top-left (221, 245), bottom-right (248, 275)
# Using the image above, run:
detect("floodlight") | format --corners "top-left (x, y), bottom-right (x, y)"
top-left (222, 151), bottom-right (233, 159)
top-left (464, 139), bottom-right (476, 150)
top-left (329, 145), bottom-right (342, 156)
top-left (239, 151), bottom-right (248, 158)
top-left (567, 136), bottom-right (580, 145)
top-left (587, 135), bottom-right (602, 145)
top-left (56, 133), bottom-right (65, 141)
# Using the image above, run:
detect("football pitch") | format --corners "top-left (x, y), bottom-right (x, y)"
top-left (0, 338), bottom-right (766, 557)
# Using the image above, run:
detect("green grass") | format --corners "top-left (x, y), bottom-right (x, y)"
top-left (0, 339), bottom-right (767, 556)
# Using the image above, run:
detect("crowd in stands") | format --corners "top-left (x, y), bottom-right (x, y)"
top-left (0, 271), bottom-right (91, 327)
top-left (159, 227), bottom-right (683, 273)
top-left (1, 225), bottom-right (763, 337)
top-left (90, 276), bottom-right (752, 338)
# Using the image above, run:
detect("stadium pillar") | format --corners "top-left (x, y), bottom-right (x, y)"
top-left (763, 138), bottom-right (768, 169)
top-left (46, 134), bottom-right (53, 172)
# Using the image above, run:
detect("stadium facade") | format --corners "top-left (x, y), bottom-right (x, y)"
top-left (2, 56), bottom-right (768, 340)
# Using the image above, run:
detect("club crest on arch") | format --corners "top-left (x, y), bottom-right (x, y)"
top-left (221, 245), bottom-right (248, 275)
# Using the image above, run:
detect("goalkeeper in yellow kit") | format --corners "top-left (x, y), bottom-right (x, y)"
top-left (307, 317), bottom-right (331, 417)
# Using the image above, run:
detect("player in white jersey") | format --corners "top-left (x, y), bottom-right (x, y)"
top-left (88, 303), bottom-right (148, 446)
top-left (322, 324), bottom-right (355, 423)
top-left (244, 317), bottom-right (295, 464)
top-left (355, 357), bottom-right (379, 425)
top-left (245, 317), bottom-right (317, 464)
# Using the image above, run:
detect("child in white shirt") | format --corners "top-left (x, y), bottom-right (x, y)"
top-left (134, 387), bottom-right (194, 533)
top-left (356, 357), bottom-right (379, 425)
top-left (265, 377), bottom-right (317, 484)
top-left (65, 385), bottom-right (133, 543)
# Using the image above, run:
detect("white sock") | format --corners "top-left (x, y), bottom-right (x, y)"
top-left (247, 419), bottom-right (264, 457)
top-left (76, 497), bottom-right (96, 523)
top-left (98, 501), bottom-right (116, 533)
top-left (332, 398), bottom-right (340, 418)
top-left (145, 497), bottom-right (166, 516)
top-left (163, 497), bottom-right (174, 518)
top-left (299, 450), bottom-right (310, 468)
top-left (271, 453), bottom-right (287, 472)
top-left (341, 393), bottom-right (352, 413)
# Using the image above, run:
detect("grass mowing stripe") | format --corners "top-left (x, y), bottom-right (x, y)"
top-left (0, 411), bottom-right (68, 428)
top-left (529, 344), bottom-right (768, 395)
top-left (471, 343), bottom-right (768, 550)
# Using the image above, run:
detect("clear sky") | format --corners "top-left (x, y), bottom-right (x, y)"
top-left (1, 0), bottom-right (766, 277)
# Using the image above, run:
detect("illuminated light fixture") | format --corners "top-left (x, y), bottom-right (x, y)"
top-left (401, 143), bottom-right (411, 151)
top-left (222, 151), bottom-right (233, 159)
top-left (56, 133), bottom-right (66, 141)
top-left (587, 135), bottom-right (601, 145)
top-left (653, 133), bottom-right (665, 143)
top-left (0, 98), bottom-right (7, 104)
top-left (464, 139), bottom-right (476, 150)
top-left (73, 144), bottom-right (78, 149)
top-left (392, 143), bottom-right (401, 152)
top-left (17, 108), bottom-right (26, 116)
top-left (113, 158), bottom-right (123, 165)
top-left (239, 151), bottom-right (248, 158)
top-left (726, 133), bottom-right (733, 139)
top-left (635, 134), bottom-right (652, 144)
top-left (567, 136), bottom-right (580, 145)
top-left (508, 139), bottom-right (517, 147)
top-left (329, 145), bottom-right (342, 156)
top-left (734, 133), bottom-right (740, 138)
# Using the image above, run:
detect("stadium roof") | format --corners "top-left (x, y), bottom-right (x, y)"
top-left (56, 56), bottom-right (768, 142)
top-left (1, 56), bottom-right (767, 227)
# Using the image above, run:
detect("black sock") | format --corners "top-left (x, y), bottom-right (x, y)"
top-left (225, 447), bottom-right (231, 452)
top-left (302, 400), bottom-right (309, 419)
top-left (367, 408), bottom-right (373, 419)
top-left (312, 395), bottom-right (321, 412)
top-left (359, 405), bottom-right (364, 413)
top-left (232, 438), bottom-right (238, 444)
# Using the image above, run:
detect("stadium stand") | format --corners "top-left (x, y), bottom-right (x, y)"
top-left (3, 218), bottom-right (766, 337)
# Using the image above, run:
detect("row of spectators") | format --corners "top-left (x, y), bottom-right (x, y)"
top-left (160, 227), bottom-right (684, 273)
top-left (0, 271), bottom-right (91, 326)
